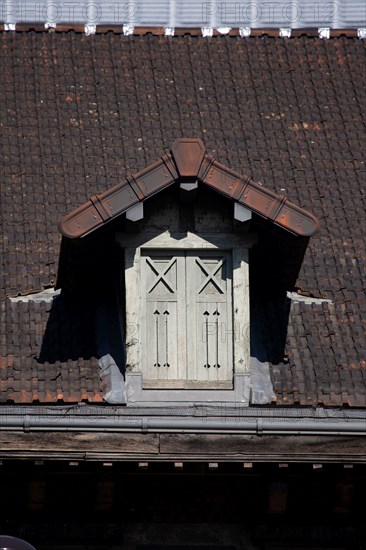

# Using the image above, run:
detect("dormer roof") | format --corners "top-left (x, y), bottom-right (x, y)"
top-left (58, 138), bottom-right (319, 240)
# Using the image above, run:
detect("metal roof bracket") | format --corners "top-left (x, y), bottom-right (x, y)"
top-left (84, 25), bottom-right (96, 35)
top-left (180, 181), bottom-right (198, 192)
top-left (318, 28), bottom-right (330, 39)
top-left (234, 203), bottom-right (252, 222)
top-left (126, 202), bottom-right (144, 221)
top-left (279, 28), bottom-right (291, 38)
top-left (239, 27), bottom-right (251, 37)
top-left (201, 27), bottom-right (214, 37)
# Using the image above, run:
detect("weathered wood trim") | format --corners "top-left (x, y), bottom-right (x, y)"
top-left (233, 247), bottom-right (250, 374)
top-left (160, 434), bottom-right (366, 462)
top-left (125, 245), bottom-right (141, 372)
top-left (142, 380), bottom-right (233, 389)
top-left (126, 373), bottom-right (250, 403)
top-left (0, 432), bottom-right (160, 454)
top-left (1, 432), bottom-right (365, 463)
top-left (117, 231), bottom-right (256, 250)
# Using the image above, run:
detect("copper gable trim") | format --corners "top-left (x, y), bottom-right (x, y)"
top-left (58, 139), bottom-right (320, 239)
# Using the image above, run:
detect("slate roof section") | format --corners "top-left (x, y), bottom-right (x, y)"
top-left (252, 299), bottom-right (366, 407)
top-left (0, 32), bottom-right (365, 405)
top-left (0, 296), bottom-right (102, 403)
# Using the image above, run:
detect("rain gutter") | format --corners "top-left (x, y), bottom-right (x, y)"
top-left (1, 414), bottom-right (365, 436)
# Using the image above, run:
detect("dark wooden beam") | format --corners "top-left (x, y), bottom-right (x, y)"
top-left (1, 432), bottom-right (365, 463)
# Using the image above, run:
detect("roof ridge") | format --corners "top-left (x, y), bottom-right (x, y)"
top-left (0, 24), bottom-right (361, 38)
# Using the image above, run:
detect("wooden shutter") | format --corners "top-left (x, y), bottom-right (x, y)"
top-left (186, 250), bottom-right (233, 388)
top-left (141, 250), bottom-right (186, 388)
top-left (141, 249), bottom-right (233, 389)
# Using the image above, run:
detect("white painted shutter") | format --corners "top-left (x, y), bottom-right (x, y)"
top-left (187, 250), bottom-right (233, 388)
top-left (141, 249), bottom-right (233, 388)
top-left (141, 250), bottom-right (186, 387)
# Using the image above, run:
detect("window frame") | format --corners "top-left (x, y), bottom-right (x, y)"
top-left (117, 231), bottom-right (254, 404)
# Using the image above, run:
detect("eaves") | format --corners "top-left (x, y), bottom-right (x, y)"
top-left (1, 405), bottom-right (365, 463)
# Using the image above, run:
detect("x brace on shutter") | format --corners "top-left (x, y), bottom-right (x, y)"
top-left (147, 257), bottom-right (176, 294)
top-left (196, 258), bottom-right (225, 295)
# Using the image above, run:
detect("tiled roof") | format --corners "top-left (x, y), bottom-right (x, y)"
top-left (0, 296), bottom-right (102, 403)
top-left (0, 32), bottom-right (365, 405)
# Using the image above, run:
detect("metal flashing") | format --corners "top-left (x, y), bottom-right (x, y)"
top-left (99, 354), bottom-right (126, 404)
top-left (279, 28), bottom-right (291, 38)
top-left (58, 139), bottom-right (320, 239)
top-left (171, 138), bottom-right (206, 178)
top-left (287, 292), bottom-right (332, 305)
top-left (318, 27), bottom-right (330, 39)
top-left (9, 288), bottom-right (61, 303)
top-left (250, 357), bottom-right (276, 405)
top-left (96, 298), bottom-right (126, 405)
top-left (84, 24), bottom-right (96, 35)
top-left (216, 27), bottom-right (232, 35)
top-left (201, 28), bottom-right (214, 37)
top-left (239, 27), bottom-right (251, 37)
top-left (0, 24), bottom-right (362, 36)
top-left (3, 0), bottom-right (364, 29)
top-left (123, 24), bottom-right (134, 35)
top-left (90, 195), bottom-right (111, 222)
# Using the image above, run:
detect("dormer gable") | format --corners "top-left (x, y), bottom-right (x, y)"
top-left (58, 139), bottom-right (319, 405)
top-left (58, 138), bottom-right (319, 240)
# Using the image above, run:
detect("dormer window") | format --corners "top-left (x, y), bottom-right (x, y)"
top-left (58, 138), bottom-right (319, 405)
top-left (118, 230), bottom-right (254, 402)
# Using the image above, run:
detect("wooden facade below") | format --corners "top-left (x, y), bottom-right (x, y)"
top-left (1, 431), bottom-right (365, 463)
